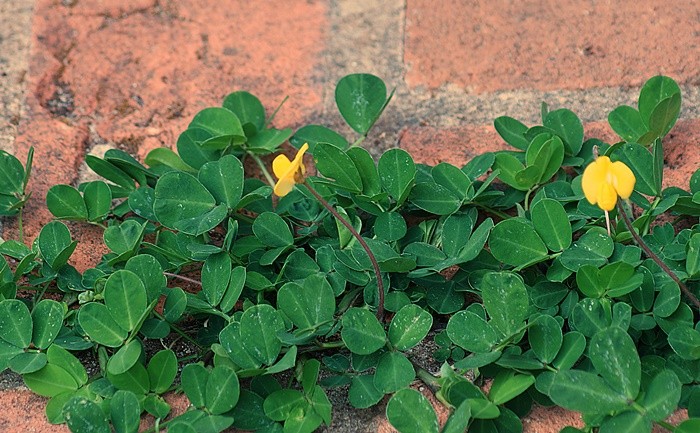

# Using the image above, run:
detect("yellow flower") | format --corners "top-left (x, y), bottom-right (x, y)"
top-left (272, 143), bottom-right (309, 197)
top-left (581, 156), bottom-right (636, 211)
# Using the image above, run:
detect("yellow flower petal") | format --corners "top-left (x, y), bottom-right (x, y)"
top-left (609, 160), bottom-right (636, 199)
top-left (597, 181), bottom-right (617, 211)
top-left (272, 143), bottom-right (310, 197)
top-left (582, 157), bottom-right (607, 205)
top-left (272, 155), bottom-right (292, 178)
top-left (274, 177), bottom-right (295, 197)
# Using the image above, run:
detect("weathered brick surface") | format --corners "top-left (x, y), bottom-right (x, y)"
top-left (10, 0), bottom-right (328, 270)
top-left (405, 0), bottom-right (700, 92)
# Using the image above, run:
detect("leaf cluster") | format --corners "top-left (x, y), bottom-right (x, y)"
top-left (0, 74), bottom-right (698, 433)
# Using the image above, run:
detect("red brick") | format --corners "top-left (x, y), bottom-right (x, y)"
top-left (405, 0), bottom-right (700, 92)
top-left (11, 0), bottom-right (328, 270)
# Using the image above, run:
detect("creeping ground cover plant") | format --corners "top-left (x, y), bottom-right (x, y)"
top-left (1, 74), bottom-right (700, 433)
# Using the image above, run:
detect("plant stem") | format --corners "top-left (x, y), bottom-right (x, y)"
top-left (163, 272), bottom-right (202, 287)
top-left (349, 135), bottom-right (366, 149)
top-left (249, 153), bottom-right (276, 187)
top-left (617, 201), bottom-right (700, 310)
top-left (654, 420), bottom-right (676, 432)
top-left (18, 208), bottom-right (23, 244)
top-left (263, 95), bottom-right (289, 129)
top-left (524, 187), bottom-right (535, 211)
top-left (414, 364), bottom-right (441, 394)
top-left (304, 182), bottom-right (385, 319)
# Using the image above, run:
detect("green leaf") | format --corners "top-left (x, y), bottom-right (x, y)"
top-left (589, 327), bottom-right (640, 399)
top-left (277, 275), bottom-right (335, 330)
top-left (544, 108), bottom-right (584, 155)
top-left (46, 184), bottom-right (88, 220)
top-left (599, 411), bottom-right (651, 433)
top-left (153, 171), bottom-right (217, 232)
top-left (125, 254), bottom-right (166, 303)
top-left (528, 315), bottom-right (563, 364)
top-left (388, 304), bottom-right (433, 351)
top-left (549, 370), bottom-right (627, 414)
top-left (31, 299), bottom-right (64, 349)
top-left (447, 310), bottom-right (498, 353)
top-left (676, 419), bottom-right (700, 433)
top-left (341, 308), bottom-right (386, 355)
top-left (240, 305), bottom-right (285, 365)
top-left (378, 149), bottom-right (415, 206)
top-left (441, 401), bottom-right (471, 433)
top-left (62, 396), bottom-right (110, 433)
top-left (111, 390), bottom-right (141, 433)
top-left (335, 73), bottom-right (387, 135)
top-left (374, 212), bottom-right (407, 242)
top-left (181, 364), bottom-right (208, 408)
top-left (494, 116), bottom-right (529, 150)
top-left (0, 150), bottom-right (25, 194)
top-left (253, 212), bottom-right (293, 247)
top-left (313, 143), bottom-right (363, 192)
top-left (145, 148), bottom-right (194, 172)
top-left (431, 162), bottom-right (471, 201)
top-left (24, 364), bottom-right (79, 397)
top-left (409, 182), bottom-right (461, 215)
top-left (82, 181), bottom-right (112, 222)
top-left (104, 270), bottom-right (148, 332)
top-left (198, 155), bottom-right (244, 208)
top-left (219, 266), bottom-right (245, 314)
top-left (608, 105), bottom-right (648, 142)
top-left (127, 187), bottom-right (156, 220)
top-left (668, 326), bottom-right (700, 360)
top-left (223, 91), bottom-right (266, 132)
top-left (46, 345), bottom-right (87, 387)
top-left (610, 142), bottom-right (656, 196)
top-left (0, 299), bottom-right (32, 348)
top-left (348, 375), bottom-right (383, 409)
top-left (653, 282), bottom-right (680, 318)
top-left (263, 389), bottom-right (305, 424)
top-left (147, 349), bottom-right (177, 394)
top-left (107, 340), bottom-right (142, 375)
top-left (531, 198), bottom-right (571, 251)
top-left (386, 388), bottom-right (439, 433)
top-left (559, 229), bottom-right (614, 271)
top-left (9, 352), bottom-right (47, 374)
top-left (648, 92), bottom-right (681, 137)
top-left (201, 252), bottom-right (232, 307)
top-left (176, 128), bottom-right (220, 170)
top-left (488, 370), bottom-right (535, 405)
top-left (206, 365), bottom-right (240, 415)
top-left (638, 75), bottom-right (681, 126)
top-left (107, 362), bottom-right (149, 395)
top-left (173, 204), bottom-right (227, 236)
top-left (247, 128), bottom-right (293, 153)
top-left (686, 233), bottom-right (700, 277)
top-left (78, 302), bottom-right (127, 347)
top-left (104, 220), bottom-right (145, 256)
top-left (85, 155), bottom-right (136, 190)
top-left (39, 221), bottom-right (76, 270)
top-left (642, 369), bottom-right (681, 421)
top-left (347, 147), bottom-right (381, 196)
top-left (481, 272), bottom-right (529, 336)
top-left (291, 125), bottom-right (348, 152)
top-left (489, 218), bottom-right (548, 268)
top-left (189, 107), bottom-right (245, 144)
top-left (493, 152), bottom-right (528, 190)
top-left (374, 352), bottom-right (415, 393)
top-left (164, 287), bottom-right (187, 323)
